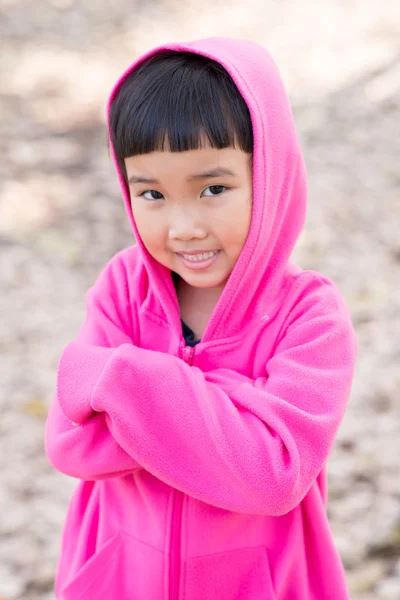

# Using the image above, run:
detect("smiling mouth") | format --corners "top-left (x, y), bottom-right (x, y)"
top-left (178, 250), bottom-right (219, 262)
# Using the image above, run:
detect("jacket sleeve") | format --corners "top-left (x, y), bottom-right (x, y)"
top-left (44, 254), bottom-right (143, 481)
top-left (54, 277), bottom-right (358, 515)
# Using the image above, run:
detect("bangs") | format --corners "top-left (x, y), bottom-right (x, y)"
top-left (109, 51), bottom-right (253, 178)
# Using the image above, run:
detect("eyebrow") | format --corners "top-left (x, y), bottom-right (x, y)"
top-left (128, 167), bottom-right (237, 185)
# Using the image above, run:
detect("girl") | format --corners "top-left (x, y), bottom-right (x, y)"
top-left (45, 37), bottom-right (358, 599)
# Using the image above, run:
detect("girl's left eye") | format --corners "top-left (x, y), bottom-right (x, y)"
top-left (202, 185), bottom-right (227, 197)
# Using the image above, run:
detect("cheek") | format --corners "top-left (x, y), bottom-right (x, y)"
top-left (131, 207), bottom-right (164, 254)
top-left (219, 197), bottom-right (252, 250)
top-left (240, 197), bottom-right (252, 238)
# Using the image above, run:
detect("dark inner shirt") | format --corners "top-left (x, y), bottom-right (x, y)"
top-left (172, 271), bottom-right (201, 347)
top-left (181, 319), bottom-right (201, 347)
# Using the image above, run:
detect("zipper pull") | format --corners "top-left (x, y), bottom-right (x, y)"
top-left (182, 345), bottom-right (195, 364)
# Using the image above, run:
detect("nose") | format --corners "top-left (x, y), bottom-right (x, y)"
top-left (168, 205), bottom-right (207, 241)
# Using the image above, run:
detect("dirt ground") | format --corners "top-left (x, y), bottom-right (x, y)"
top-left (1, 1), bottom-right (399, 598)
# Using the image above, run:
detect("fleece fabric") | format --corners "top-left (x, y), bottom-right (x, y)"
top-left (45, 37), bottom-right (358, 600)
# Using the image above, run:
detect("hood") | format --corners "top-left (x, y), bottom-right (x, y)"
top-left (106, 37), bottom-right (307, 342)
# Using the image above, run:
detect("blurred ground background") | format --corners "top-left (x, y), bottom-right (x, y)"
top-left (0, 0), bottom-right (400, 598)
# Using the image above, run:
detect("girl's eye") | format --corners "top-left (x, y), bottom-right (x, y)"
top-left (141, 190), bottom-right (164, 201)
top-left (202, 185), bottom-right (227, 197)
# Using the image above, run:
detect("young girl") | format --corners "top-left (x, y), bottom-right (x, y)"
top-left (45, 37), bottom-right (358, 600)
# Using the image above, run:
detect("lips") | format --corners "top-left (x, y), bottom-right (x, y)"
top-left (176, 250), bottom-right (221, 270)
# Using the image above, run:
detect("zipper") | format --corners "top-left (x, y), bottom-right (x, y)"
top-left (169, 342), bottom-right (195, 600)
top-left (169, 488), bottom-right (183, 600)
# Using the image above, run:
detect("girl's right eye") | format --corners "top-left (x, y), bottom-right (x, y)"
top-left (140, 190), bottom-right (164, 201)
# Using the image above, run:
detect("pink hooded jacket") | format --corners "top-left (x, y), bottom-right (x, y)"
top-left (45, 37), bottom-right (358, 600)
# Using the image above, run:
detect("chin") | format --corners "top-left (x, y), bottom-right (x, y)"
top-left (181, 272), bottom-right (228, 289)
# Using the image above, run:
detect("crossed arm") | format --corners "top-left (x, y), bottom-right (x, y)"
top-left (45, 267), bottom-right (357, 516)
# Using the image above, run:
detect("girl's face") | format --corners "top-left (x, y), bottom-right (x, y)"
top-left (125, 142), bottom-right (252, 291)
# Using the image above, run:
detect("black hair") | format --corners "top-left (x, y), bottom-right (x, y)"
top-left (108, 50), bottom-right (253, 182)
